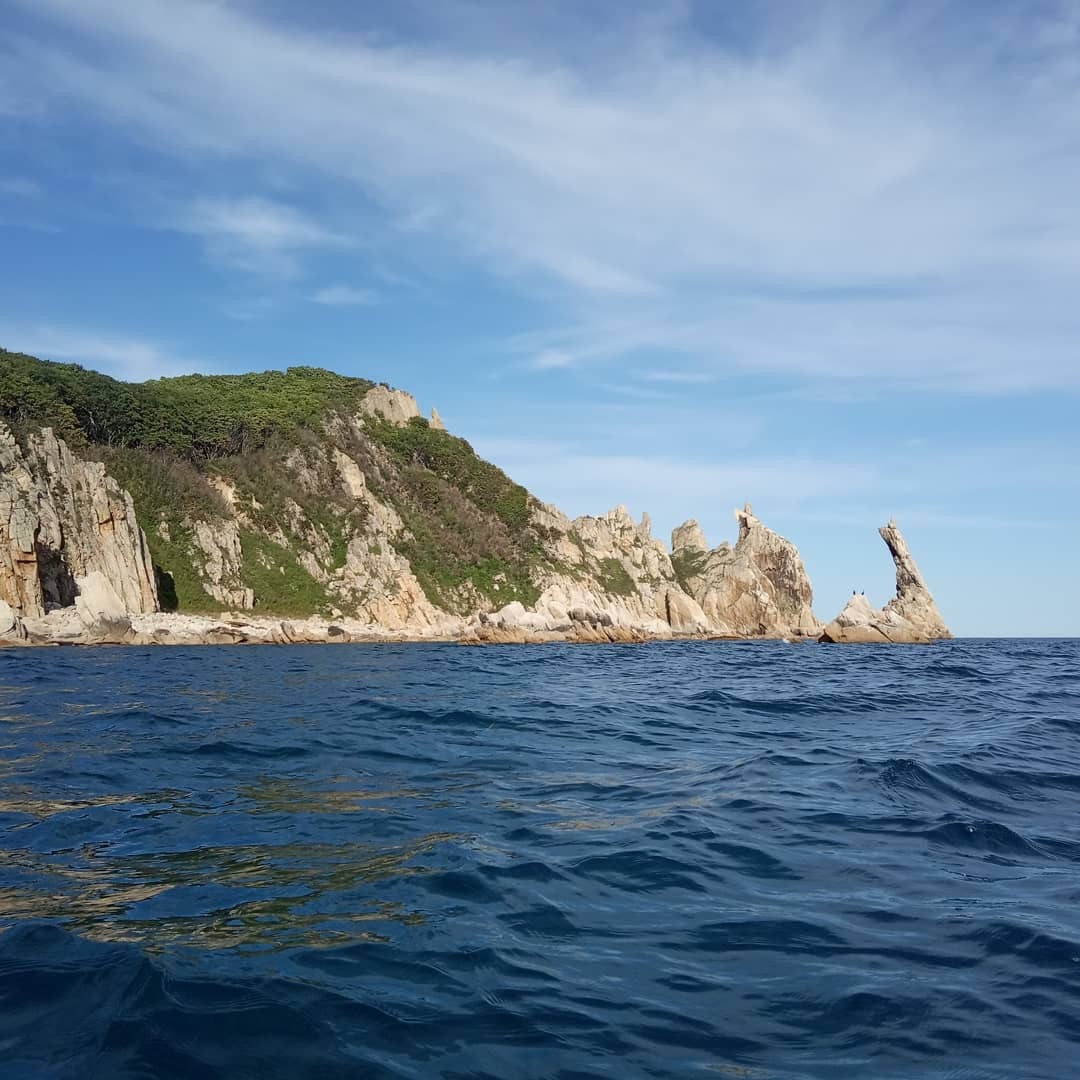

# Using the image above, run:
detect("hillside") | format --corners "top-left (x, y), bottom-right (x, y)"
top-left (0, 349), bottom-right (951, 646)
top-left (1, 348), bottom-right (547, 620)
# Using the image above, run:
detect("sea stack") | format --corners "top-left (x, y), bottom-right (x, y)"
top-left (820, 520), bottom-right (952, 643)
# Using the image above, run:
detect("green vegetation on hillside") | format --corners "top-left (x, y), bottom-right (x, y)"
top-left (0, 348), bottom-right (374, 458)
top-left (99, 448), bottom-right (228, 613)
top-left (671, 548), bottom-right (707, 593)
top-left (361, 415), bottom-right (543, 610)
top-left (365, 415), bottom-right (531, 530)
top-left (239, 531), bottom-right (331, 617)
top-left (598, 557), bottom-right (637, 598)
top-left (1, 348), bottom-right (556, 616)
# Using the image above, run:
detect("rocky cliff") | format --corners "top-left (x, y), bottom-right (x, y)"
top-left (819, 520), bottom-right (952, 643)
top-left (1, 422), bottom-right (157, 643)
top-left (1, 349), bottom-right (950, 646)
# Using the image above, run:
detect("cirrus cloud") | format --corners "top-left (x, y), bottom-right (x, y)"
top-left (4, 0), bottom-right (1080, 388)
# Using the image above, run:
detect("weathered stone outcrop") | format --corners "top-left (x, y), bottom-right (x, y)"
top-left (1, 423), bottom-right (157, 642)
top-left (323, 440), bottom-right (457, 633)
top-left (0, 597), bottom-right (26, 643)
top-left (526, 503), bottom-right (710, 638)
top-left (189, 518), bottom-right (254, 609)
top-left (20, 570), bottom-right (135, 645)
top-left (457, 499), bottom-right (812, 644)
top-left (820, 520), bottom-right (951, 643)
top-left (673, 503), bottom-right (820, 638)
top-left (878, 519), bottom-right (951, 639)
top-left (357, 385), bottom-right (422, 426)
top-left (671, 519), bottom-right (709, 556)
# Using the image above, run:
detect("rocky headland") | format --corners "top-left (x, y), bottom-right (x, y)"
top-left (1, 350), bottom-right (951, 647)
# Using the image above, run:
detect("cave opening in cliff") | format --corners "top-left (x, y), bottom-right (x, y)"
top-left (36, 544), bottom-right (77, 611)
top-left (154, 564), bottom-right (179, 612)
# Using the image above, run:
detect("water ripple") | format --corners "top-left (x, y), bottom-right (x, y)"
top-left (0, 638), bottom-right (1078, 1078)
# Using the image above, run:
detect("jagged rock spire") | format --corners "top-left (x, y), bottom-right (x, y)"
top-left (672, 504), bottom-right (819, 638)
top-left (672, 519), bottom-right (708, 553)
top-left (879, 520), bottom-right (951, 639)
top-left (820, 520), bottom-right (951, 643)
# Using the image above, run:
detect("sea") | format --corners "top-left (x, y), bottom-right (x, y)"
top-left (0, 639), bottom-right (1078, 1079)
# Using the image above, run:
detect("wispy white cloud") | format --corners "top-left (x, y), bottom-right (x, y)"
top-left (1, 325), bottom-right (201, 381)
top-left (532, 349), bottom-right (576, 371)
top-left (177, 197), bottom-right (347, 278)
top-left (7, 0), bottom-right (1080, 387)
top-left (309, 284), bottom-right (378, 307)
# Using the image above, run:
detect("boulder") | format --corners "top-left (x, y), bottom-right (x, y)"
top-left (662, 588), bottom-right (711, 634)
top-left (0, 598), bottom-right (26, 643)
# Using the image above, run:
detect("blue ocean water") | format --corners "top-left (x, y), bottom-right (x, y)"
top-left (0, 639), bottom-right (1078, 1079)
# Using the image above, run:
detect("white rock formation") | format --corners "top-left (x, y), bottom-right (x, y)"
top-left (0, 597), bottom-right (25, 642)
top-left (671, 519), bottom-right (709, 555)
top-left (879, 519), bottom-right (951, 640)
top-left (820, 520), bottom-right (952, 643)
top-left (2, 392), bottom-right (951, 650)
top-left (357, 385), bottom-right (422, 427)
top-left (332, 448), bottom-right (367, 499)
top-left (672, 503), bottom-right (820, 637)
top-left (0, 423), bottom-right (158, 628)
top-left (188, 518), bottom-right (254, 609)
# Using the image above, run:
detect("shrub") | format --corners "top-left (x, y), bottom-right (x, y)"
top-left (598, 557), bottom-right (636, 597)
top-left (0, 349), bottom-right (374, 459)
top-left (670, 549), bottom-right (707, 593)
top-left (239, 531), bottom-right (330, 616)
top-left (98, 448), bottom-right (228, 612)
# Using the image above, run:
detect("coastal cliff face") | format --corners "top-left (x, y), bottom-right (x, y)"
top-left (0, 349), bottom-right (950, 646)
top-left (1, 422), bottom-right (157, 643)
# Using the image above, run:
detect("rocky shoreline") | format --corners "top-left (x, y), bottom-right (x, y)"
top-left (0, 613), bottom-right (815, 649)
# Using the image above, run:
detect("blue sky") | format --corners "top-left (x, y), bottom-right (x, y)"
top-left (2, 0), bottom-right (1078, 636)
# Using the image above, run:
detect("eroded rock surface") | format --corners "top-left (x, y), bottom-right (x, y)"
top-left (820, 520), bottom-right (951, 644)
top-left (189, 518), bottom-right (254, 609)
top-left (357, 385), bottom-right (422, 427)
top-left (673, 503), bottom-right (820, 638)
top-left (1, 423), bottom-right (157, 641)
top-left (527, 503), bottom-right (708, 638)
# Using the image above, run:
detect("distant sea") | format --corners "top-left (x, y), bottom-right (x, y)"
top-left (1, 639), bottom-right (1078, 1079)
